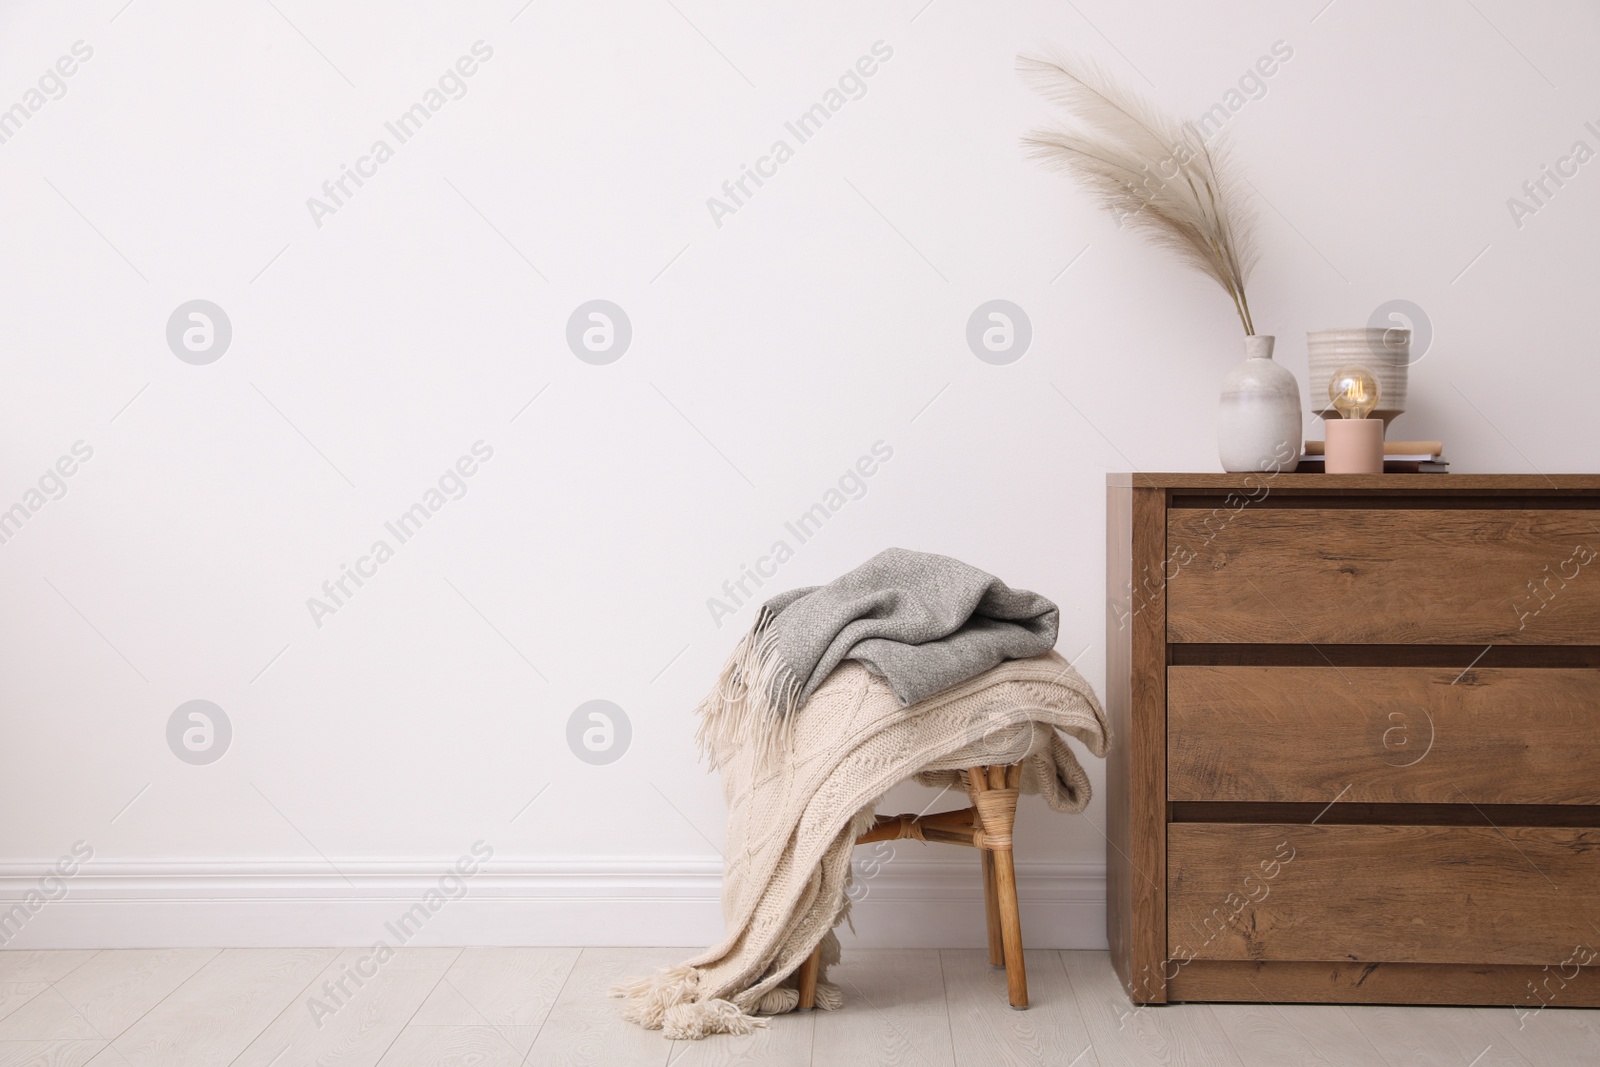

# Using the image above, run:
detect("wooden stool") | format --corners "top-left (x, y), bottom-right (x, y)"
top-left (797, 763), bottom-right (1028, 1010)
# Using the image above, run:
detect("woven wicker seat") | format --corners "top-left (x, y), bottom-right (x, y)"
top-left (797, 762), bottom-right (1030, 1010)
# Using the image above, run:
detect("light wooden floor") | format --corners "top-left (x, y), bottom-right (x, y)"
top-left (0, 947), bottom-right (1595, 1066)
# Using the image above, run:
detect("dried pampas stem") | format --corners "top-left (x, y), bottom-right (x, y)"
top-left (1017, 53), bottom-right (1258, 335)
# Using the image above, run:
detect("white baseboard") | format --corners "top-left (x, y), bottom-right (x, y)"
top-left (0, 857), bottom-right (1108, 951)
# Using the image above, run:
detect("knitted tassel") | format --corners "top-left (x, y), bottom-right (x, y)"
top-left (612, 965), bottom-right (700, 1028)
top-left (661, 998), bottom-right (768, 1039)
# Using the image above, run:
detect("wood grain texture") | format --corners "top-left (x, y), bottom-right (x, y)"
top-left (409, 947), bottom-right (579, 1038)
top-left (0, 988), bottom-right (50, 1029)
top-left (1106, 484), bottom-right (1169, 1004)
top-left (0, 1041), bottom-right (104, 1067)
top-left (230, 947), bottom-right (457, 1067)
top-left (376, 1024), bottom-right (534, 1066)
top-left (1169, 823), bottom-right (1600, 965)
top-left (1169, 960), bottom-right (1600, 1008)
top-left (1166, 508), bottom-right (1600, 644)
top-left (523, 947), bottom-right (674, 1067)
top-left (812, 948), bottom-right (954, 1067)
top-left (943, 949), bottom-right (1097, 1067)
top-left (1470, 1000), bottom-right (1600, 1067)
top-left (1171, 508), bottom-right (1600, 646)
top-left (1120, 481), bottom-right (1600, 1007)
top-left (667, 1012), bottom-right (812, 1067)
top-left (1118, 473), bottom-right (1600, 491)
top-left (1341, 1004), bottom-right (1535, 1067)
top-left (1203, 1000), bottom-right (1387, 1067)
top-left (0, 956), bottom-right (97, 986)
top-left (1, 949), bottom-right (1598, 1064)
top-left (1063, 949), bottom-right (1241, 1066)
top-left (0, 949), bottom-right (216, 1042)
top-left (1167, 666), bottom-right (1600, 804)
top-left (81, 948), bottom-right (334, 1067)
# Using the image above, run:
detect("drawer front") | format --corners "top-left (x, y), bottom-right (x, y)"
top-left (1166, 508), bottom-right (1600, 644)
top-left (1168, 666), bottom-right (1600, 804)
top-left (1168, 823), bottom-right (1600, 965)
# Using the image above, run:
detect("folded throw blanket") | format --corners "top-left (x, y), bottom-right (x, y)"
top-left (616, 650), bottom-right (1108, 1039)
top-left (699, 548), bottom-right (1059, 761)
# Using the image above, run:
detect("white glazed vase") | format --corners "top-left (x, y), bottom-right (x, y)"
top-left (1218, 335), bottom-right (1302, 473)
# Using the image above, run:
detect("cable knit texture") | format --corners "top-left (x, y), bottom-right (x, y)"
top-left (615, 650), bottom-right (1109, 1038)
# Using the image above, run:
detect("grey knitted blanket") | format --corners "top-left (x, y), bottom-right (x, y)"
top-left (699, 548), bottom-right (1059, 760)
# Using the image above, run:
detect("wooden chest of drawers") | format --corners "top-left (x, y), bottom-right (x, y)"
top-left (1106, 473), bottom-right (1600, 1009)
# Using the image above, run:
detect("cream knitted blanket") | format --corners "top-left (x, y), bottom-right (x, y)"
top-left (615, 650), bottom-right (1108, 1039)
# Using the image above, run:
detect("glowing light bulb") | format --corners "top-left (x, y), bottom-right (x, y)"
top-left (1329, 365), bottom-right (1380, 420)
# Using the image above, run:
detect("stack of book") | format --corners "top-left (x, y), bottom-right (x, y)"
top-left (1296, 440), bottom-right (1448, 474)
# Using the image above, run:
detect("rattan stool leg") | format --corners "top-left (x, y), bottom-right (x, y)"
top-left (992, 846), bottom-right (1028, 1008)
top-left (796, 943), bottom-right (822, 1011)
top-left (974, 765), bottom-right (1028, 1009)
top-left (980, 849), bottom-right (1005, 968)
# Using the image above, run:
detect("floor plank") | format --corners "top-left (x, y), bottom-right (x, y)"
top-left (408, 947), bottom-right (579, 1054)
top-left (0, 946), bottom-right (1590, 1065)
top-left (0, 950), bottom-right (216, 1042)
top-left (81, 948), bottom-right (334, 1067)
top-left (813, 947), bottom-right (955, 1067)
top-left (942, 949), bottom-right (1097, 1067)
top-left (0, 1042), bottom-right (104, 1067)
top-left (0, 989), bottom-right (50, 1028)
top-left (1339, 1005), bottom-right (1532, 1067)
top-left (231, 947), bottom-right (459, 1067)
top-left (523, 947), bottom-right (676, 1067)
top-left (666, 1011), bottom-right (813, 1067)
top-left (0, 957), bottom-right (97, 986)
top-left (1061, 950), bottom-right (1244, 1066)
top-left (377, 1024), bottom-right (535, 1066)
top-left (1469, 1003), bottom-right (1600, 1067)
top-left (1205, 1000), bottom-right (1386, 1067)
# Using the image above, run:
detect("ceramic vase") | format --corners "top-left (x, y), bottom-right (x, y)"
top-left (1306, 327), bottom-right (1410, 426)
top-left (1218, 335), bottom-right (1302, 473)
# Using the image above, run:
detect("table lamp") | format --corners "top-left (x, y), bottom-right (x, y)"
top-left (1325, 365), bottom-right (1383, 474)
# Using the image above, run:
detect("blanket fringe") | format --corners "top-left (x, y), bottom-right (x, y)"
top-left (662, 998), bottom-right (768, 1039)
top-left (696, 609), bottom-right (801, 768)
top-left (611, 964), bottom-right (698, 1027)
top-left (612, 965), bottom-right (770, 1038)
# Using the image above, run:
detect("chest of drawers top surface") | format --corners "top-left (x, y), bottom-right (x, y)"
top-left (1110, 473), bottom-right (1600, 489)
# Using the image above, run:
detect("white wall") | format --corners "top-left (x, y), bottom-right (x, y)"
top-left (2, 0), bottom-right (1597, 949)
